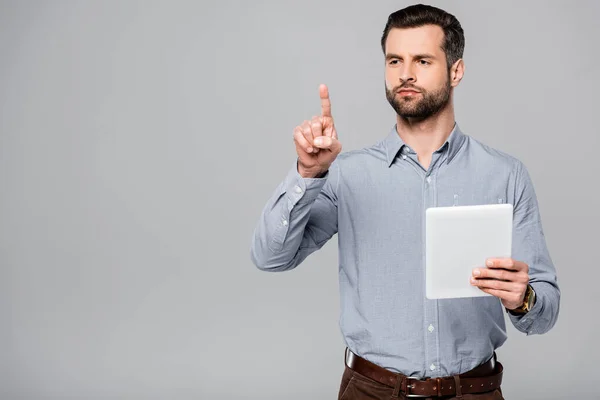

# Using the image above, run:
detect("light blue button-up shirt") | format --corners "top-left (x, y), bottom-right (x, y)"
top-left (250, 123), bottom-right (560, 378)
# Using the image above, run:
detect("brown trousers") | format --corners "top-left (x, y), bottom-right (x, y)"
top-left (338, 365), bottom-right (504, 400)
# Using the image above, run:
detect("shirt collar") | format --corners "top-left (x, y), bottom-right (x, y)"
top-left (384, 122), bottom-right (466, 167)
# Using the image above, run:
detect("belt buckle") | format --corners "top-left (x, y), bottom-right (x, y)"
top-left (404, 376), bottom-right (430, 398)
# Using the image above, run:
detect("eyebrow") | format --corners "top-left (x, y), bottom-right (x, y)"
top-left (385, 53), bottom-right (437, 61)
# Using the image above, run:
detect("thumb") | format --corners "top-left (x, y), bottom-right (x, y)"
top-left (313, 136), bottom-right (342, 152)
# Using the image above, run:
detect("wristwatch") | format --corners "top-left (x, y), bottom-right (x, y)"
top-left (507, 284), bottom-right (536, 315)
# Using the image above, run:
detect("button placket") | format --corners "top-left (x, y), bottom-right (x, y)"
top-left (423, 166), bottom-right (437, 376)
top-left (424, 156), bottom-right (441, 377)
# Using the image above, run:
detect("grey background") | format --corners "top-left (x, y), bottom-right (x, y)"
top-left (0, 1), bottom-right (596, 399)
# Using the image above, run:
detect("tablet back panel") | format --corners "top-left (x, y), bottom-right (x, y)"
top-left (425, 204), bottom-right (513, 299)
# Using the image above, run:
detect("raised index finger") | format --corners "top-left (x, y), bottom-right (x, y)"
top-left (319, 84), bottom-right (332, 118)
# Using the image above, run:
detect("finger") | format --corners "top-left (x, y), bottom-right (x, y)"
top-left (302, 120), bottom-right (321, 154)
top-left (311, 116), bottom-right (323, 138)
top-left (473, 267), bottom-right (517, 282)
top-left (486, 258), bottom-right (527, 272)
top-left (474, 268), bottom-right (529, 285)
top-left (470, 277), bottom-right (521, 291)
top-left (294, 127), bottom-right (314, 153)
top-left (319, 84), bottom-right (332, 118)
top-left (476, 287), bottom-right (515, 301)
top-left (321, 116), bottom-right (336, 138)
top-left (313, 136), bottom-right (342, 154)
top-left (477, 287), bottom-right (523, 305)
top-left (301, 120), bottom-right (314, 145)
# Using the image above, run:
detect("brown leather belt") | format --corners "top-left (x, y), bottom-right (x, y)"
top-left (345, 347), bottom-right (503, 398)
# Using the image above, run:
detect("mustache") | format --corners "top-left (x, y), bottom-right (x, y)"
top-left (393, 84), bottom-right (423, 92)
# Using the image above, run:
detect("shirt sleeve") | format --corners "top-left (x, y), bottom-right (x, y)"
top-left (507, 161), bottom-right (561, 335)
top-left (250, 158), bottom-right (339, 271)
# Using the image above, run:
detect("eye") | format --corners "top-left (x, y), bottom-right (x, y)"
top-left (388, 59), bottom-right (401, 65)
top-left (418, 60), bottom-right (431, 65)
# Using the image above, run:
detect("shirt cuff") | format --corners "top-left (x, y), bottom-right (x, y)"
top-left (282, 160), bottom-right (329, 209)
top-left (507, 283), bottom-right (544, 334)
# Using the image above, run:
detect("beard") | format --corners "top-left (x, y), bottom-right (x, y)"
top-left (385, 76), bottom-right (452, 120)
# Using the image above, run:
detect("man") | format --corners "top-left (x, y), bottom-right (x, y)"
top-left (250, 4), bottom-right (560, 399)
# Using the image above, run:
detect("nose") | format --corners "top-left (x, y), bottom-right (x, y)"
top-left (399, 63), bottom-right (416, 84)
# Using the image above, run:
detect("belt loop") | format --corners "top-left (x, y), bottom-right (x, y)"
top-left (392, 375), bottom-right (402, 398)
top-left (436, 378), bottom-right (442, 397)
top-left (453, 375), bottom-right (463, 398)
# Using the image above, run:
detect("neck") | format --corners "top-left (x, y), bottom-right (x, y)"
top-left (395, 99), bottom-right (456, 156)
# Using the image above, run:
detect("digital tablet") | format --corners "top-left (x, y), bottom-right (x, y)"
top-left (425, 203), bottom-right (513, 299)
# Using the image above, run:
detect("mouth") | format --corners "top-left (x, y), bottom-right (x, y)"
top-left (397, 89), bottom-right (420, 96)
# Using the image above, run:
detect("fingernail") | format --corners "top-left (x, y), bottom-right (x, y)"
top-left (470, 276), bottom-right (476, 284)
top-left (314, 137), bottom-right (322, 146)
top-left (473, 269), bottom-right (481, 276)
top-left (307, 147), bottom-right (313, 153)
top-left (486, 260), bottom-right (493, 267)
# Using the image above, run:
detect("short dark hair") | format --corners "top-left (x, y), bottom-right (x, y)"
top-left (380, 4), bottom-right (465, 69)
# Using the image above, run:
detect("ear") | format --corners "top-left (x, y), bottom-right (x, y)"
top-left (449, 59), bottom-right (464, 87)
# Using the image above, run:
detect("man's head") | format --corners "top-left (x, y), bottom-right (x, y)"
top-left (381, 4), bottom-right (465, 120)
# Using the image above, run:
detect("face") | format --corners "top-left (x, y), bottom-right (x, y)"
top-left (384, 25), bottom-right (463, 120)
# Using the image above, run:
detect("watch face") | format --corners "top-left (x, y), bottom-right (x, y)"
top-left (526, 288), bottom-right (536, 310)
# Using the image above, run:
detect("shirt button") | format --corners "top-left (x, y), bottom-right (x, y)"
top-left (428, 324), bottom-right (434, 333)
top-left (282, 219), bottom-right (288, 226)
top-left (430, 364), bottom-right (436, 371)
top-left (426, 176), bottom-right (432, 183)
top-left (402, 155), bottom-right (407, 160)
top-left (294, 186), bottom-right (302, 194)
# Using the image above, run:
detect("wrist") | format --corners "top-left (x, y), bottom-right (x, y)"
top-left (507, 284), bottom-right (536, 315)
top-left (297, 161), bottom-right (328, 178)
